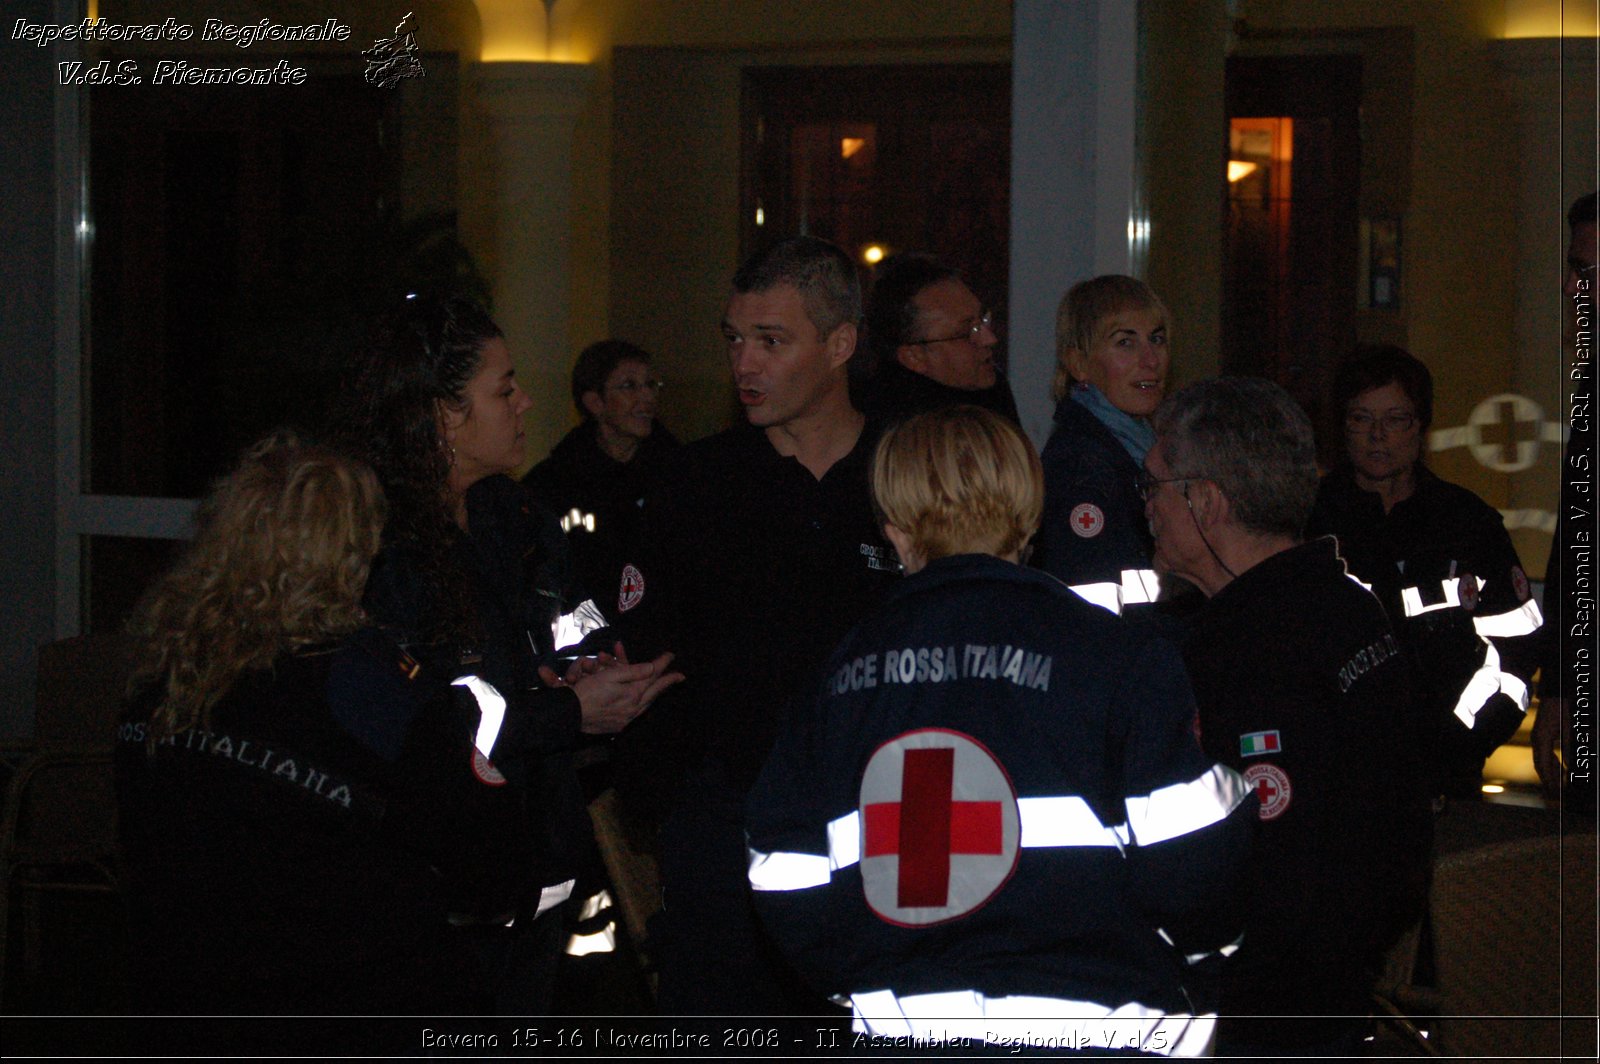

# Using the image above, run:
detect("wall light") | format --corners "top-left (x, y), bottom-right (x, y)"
top-left (1228, 160), bottom-right (1259, 183)
top-left (862, 244), bottom-right (887, 265)
top-left (1501, 0), bottom-right (1599, 39)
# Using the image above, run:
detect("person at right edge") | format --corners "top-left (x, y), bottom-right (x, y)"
top-left (1143, 377), bottom-right (1432, 1056)
top-left (1534, 191), bottom-right (1598, 817)
top-left (1306, 347), bottom-right (1544, 801)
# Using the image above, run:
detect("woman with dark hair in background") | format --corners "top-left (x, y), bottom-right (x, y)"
top-left (1308, 346), bottom-right (1543, 800)
top-left (524, 339), bottom-right (679, 615)
top-left (338, 296), bottom-right (681, 1012)
top-left (117, 433), bottom-right (516, 1014)
top-left (1032, 275), bottom-right (1172, 613)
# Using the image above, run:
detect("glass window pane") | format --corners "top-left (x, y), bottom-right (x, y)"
top-left (83, 535), bottom-right (186, 636)
top-left (85, 58), bottom-right (462, 497)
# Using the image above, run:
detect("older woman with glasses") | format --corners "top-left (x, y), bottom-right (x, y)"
top-left (1307, 346), bottom-right (1543, 800)
top-left (524, 339), bottom-right (679, 613)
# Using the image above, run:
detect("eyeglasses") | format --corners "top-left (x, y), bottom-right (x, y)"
top-left (607, 378), bottom-right (664, 395)
top-left (1345, 410), bottom-right (1417, 435)
top-left (1136, 469), bottom-right (1193, 502)
top-left (910, 310), bottom-right (994, 346)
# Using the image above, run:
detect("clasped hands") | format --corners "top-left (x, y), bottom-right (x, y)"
top-left (538, 641), bottom-right (684, 735)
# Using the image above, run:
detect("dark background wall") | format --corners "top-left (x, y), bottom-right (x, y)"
top-left (1, 0), bottom-right (61, 737)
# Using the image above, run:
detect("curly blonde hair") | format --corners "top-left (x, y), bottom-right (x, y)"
top-left (127, 432), bottom-right (387, 739)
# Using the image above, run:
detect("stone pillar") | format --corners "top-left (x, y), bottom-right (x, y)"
top-left (1010, 0), bottom-right (1141, 447)
top-left (472, 61), bottom-right (594, 463)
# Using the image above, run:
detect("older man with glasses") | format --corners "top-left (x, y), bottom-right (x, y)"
top-left (1143, 376), bottom-right (1432, 1057)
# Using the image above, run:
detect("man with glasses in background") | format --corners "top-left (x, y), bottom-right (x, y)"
top-left (1142, 376), bottom-right (1431, 1057)
top-left (856, 252), bottom-right (1018, 423)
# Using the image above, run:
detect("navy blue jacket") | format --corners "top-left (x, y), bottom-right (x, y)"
top-left (1033, 397), bottom-right (1156, 599)
top-left (1307, 466), bottom-right (1542, 796)
top-left (117, 633), bottom-right (528, 1013)
top-left (1179, 538), bottom-right (1432, 1049)
top-left (363, 475), bottom-right (595, 895)
top-left (748, 554), bottom-right (1253, 1041)
top-left (523, 421), bottom-right (679, 615)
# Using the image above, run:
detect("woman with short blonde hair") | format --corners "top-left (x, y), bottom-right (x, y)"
top-left (871, 405), bottom-right (1042, 571)
top-left (1034, 275), bottom-right (1174, 611)
top-left (751, 408), bottom-right (1251, 1053)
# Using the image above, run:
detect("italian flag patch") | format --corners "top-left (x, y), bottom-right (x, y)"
top-left (1240, 730), bottom-right (1281, 757)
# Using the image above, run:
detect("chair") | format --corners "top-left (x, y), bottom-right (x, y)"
top-left (1423, 832), bottom-right (1597, 1059)
top-left (0, 633), bottom-right (135, 1009)
top-left (586, 786), bottom-right (662, 998)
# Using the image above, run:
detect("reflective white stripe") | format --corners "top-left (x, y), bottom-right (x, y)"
top-left (748, 849), bottom-right (833, 892)
top-left (1453, 641), bottom-right (1530, 727)
top-left (1018, 796), bottom-right (1125, 850)
top-left (1473, 598), bottom-right (1543, 639)
top-left (1122, 568), bottom-right (1162, 604)
top-left (565, 921), bottom-right (616, 956)
top-left (1123, 764), bottom-right (1252, 846)
top-left (1400, 577), bottom-right (1464, 618)
top-left (828, 810), bottom-right (862, 869)
top-left (1069, 581), bottom-right (1123, 614)
top-left (451, 675), bottom-right (506, 757)
top-left (576, 889), bottom-right (613, 921)
top-left (1068, 569), bottom-right (1162, 616)
top-left (849, 988), bottom-right (1214, 1056)
top-left (553, 597), bottom-right (608, 650)
top-left (536, 878), bottom-right (576, 915)
top-left (1392, 578), bottom-right (1542, 726)
top-left (1345, 570), bottom-right (1374, 593)
top-left (749, 783), bottom-right (1234, 893)
top-left (1182, 932), bottom-right (1244, 965)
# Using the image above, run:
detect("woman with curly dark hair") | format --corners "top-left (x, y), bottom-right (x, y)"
top-left (338, 295), bottom-right (680, 1012)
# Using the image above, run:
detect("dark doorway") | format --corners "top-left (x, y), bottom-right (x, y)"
top-left (742, 64), bottom-right (1011, 345)
top-left (1224, 55), bottom-right (1361, 458)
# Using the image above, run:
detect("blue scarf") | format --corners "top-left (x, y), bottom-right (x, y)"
top-left (1071, 381), bottom-right (1156, 464)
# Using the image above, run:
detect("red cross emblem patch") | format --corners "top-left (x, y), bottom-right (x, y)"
top-left (1242, 762), bottom-right (1291, 821)
top-left (1069, 503), bottom-right (1105, 538)
top-left (471, 748), bottom-right (507, 786)
top-left (1457, 572), bottom-right (1479, 612)
top-left (617, 564), bottom-right (645, 613)
top-left (858, 728), bottom-right (1020, 926)
top-left (1511, 566), bottom-right (1530, 603)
